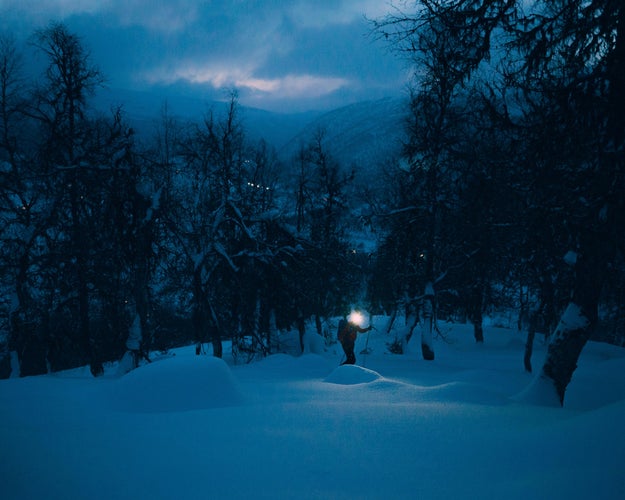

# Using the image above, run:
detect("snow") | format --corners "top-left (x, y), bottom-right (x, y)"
top-left (563, 250), bottom-right (578, 266)
top-left (558, 302), bottom-right (590, 331)
top-left (324, 364), bottom-right (382, 385)
top-left (111, 355), bottom-right (243, 413)
top-left (125, 314), bottom-right (142, 351)
top-left (1, 320), bottom-right (624, 499)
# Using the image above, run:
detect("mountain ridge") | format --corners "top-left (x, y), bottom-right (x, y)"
top-left (93, 87), bottom-right (409, 175)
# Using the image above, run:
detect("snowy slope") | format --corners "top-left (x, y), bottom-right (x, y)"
top-left (93, 87), bottom-right (407, 177)
top-left (278, 96), bottom-right (408, 175)
top-left (1, 319), bottom-right (623, 500)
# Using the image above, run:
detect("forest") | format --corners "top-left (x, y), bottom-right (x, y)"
top-left (1, 0), bottom-right (624, 407)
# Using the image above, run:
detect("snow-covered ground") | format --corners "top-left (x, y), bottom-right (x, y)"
top-left (1, 318), bottom-right (624, 499)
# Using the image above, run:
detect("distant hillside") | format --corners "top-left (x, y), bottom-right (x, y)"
top-left (92, 87), bottom-right (319, 150)
top-left (92, 88), bottom-right (409, 183)
top-left (278, 97), bottom-right (409, 178)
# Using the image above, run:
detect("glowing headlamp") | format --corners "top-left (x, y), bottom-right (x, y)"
top-left (348, 310), bottom-right (366, 327)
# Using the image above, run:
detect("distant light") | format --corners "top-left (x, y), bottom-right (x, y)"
top-left (247, 181), bottom-right (271, 191)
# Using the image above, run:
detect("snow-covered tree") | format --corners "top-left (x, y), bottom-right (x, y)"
top-left (28, 22), bottom-right (107, 376)
top-left (290, 129), bottom-right (363, 337)
top-left (509, 0), bottom-right (625, 405)
top-left (373, 0), bottom-right (517, 359)
top-left (376, 0), bottom-right (625, 403)
top-left (0, 33), bottom-right (50, 376)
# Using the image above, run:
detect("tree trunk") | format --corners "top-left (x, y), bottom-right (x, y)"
top-left (524, 278), bottom-right (555, 373)
top-left (71, 179), bottom-right (102, 377)
top-left (315, 314), bottom-right (322, 337)
top-left (518, 284), bottom-right (529, 332)
top-left (469, 284), bottom-right (484, 344)
top-left (386, 307), bottom-right (397, 335)
top-left (404, 303), bottom-right (418, 349)
top-left (297, 311), bottom-right (305, 354)
top-left (421, 282), bottom-right (435, 360)
top-left (472, 316), bottom-right (484, 344)
top-left (533, 232), bottom-right (613, 405)
top-left (540, 302), bottom-right (592, 405)
top-left (523, 313), bottom-right (537, 373)
top-left (192, 270), bottom-right (207, 354)
top-left (210, 325), bottom-right (223, 358)
top-left (10, 311), bottom-right (46, 377)
top-left (208, 301), bottom-right (223, 358)
top-left (133, 219), bottom-right (152, 359)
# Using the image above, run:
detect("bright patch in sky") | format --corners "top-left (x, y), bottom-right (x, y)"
top-left (144, 63), bottom-right (350, 99)
top-left (243, 74), bottom-right (350, 98)
top-left (0, 0), bottom-right (406, 111)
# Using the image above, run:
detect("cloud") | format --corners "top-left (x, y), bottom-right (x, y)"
top-left (0, 0), bottom-right (199, 33)
top-left (142, 63), bottom-right (252, 87)
top-left (0, 0), bottom-right (406, 111)
top-left (0, 0), bottom-right (109, 27)
top-left (286, 0), bottom-right (393, 28)
top-left (142, 62), bottom-right (349, 100)
top-left (243, 74), bottom-right (349, 98)
top-left (1, 0), bottom-right (387, 34)
top-left (111, 1), bottom-right (200, 33)
top-left (1, 0), bottom-right (107, 18)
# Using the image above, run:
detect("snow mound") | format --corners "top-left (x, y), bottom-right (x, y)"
top-left (111, 355), bottom-right (243, 412)
top-left (324, 364), bottom-right (383, 385)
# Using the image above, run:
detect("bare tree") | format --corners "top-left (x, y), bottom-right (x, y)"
top-left (375, 0), bottom-right (625, 404)
top-left (373, 1), bottom-right (516, 359)
top-left (31, 22), bottom-right (106, 376)
top-left (510, 0), bottom-right (625, 405)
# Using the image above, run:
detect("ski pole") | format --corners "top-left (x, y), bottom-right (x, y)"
top-left (360, 325), bottom-right (375, 354)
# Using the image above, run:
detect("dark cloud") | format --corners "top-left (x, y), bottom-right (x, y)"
top-left (0, 0), bottom-right (407, 111)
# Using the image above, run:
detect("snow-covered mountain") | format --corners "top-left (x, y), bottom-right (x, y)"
top-left (278, 96), bottom-right (409, 173)
top-left (93, 88), bottom-right (408, 176)
top-left (93, 87), bottom-right (320, 150)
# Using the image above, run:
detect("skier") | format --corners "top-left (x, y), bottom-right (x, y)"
top-left (337, 313), bottom-right (372, 365)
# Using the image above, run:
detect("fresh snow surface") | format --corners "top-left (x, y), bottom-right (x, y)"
top-left (1, 320), bottom-right (624, 500)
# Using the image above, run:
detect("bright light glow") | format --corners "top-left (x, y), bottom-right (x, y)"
top-left (142, 63), bottom-right (349, 99)
top-left (348, 310), bottom-right (366, 327)
top-left (244, 74), bottom-right (350, 98)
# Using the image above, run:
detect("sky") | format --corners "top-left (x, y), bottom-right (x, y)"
top-left (0, 0), bottom-right (410, 112)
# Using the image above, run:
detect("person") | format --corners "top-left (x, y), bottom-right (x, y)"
top-left (337, 314), bottom-right (372, 365)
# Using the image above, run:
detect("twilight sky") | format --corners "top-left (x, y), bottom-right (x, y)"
top-left (0, 0), bottom-right (410, 112)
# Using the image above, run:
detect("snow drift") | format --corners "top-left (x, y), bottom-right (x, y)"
top-left (111, 355), bottom-right (243, 413)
